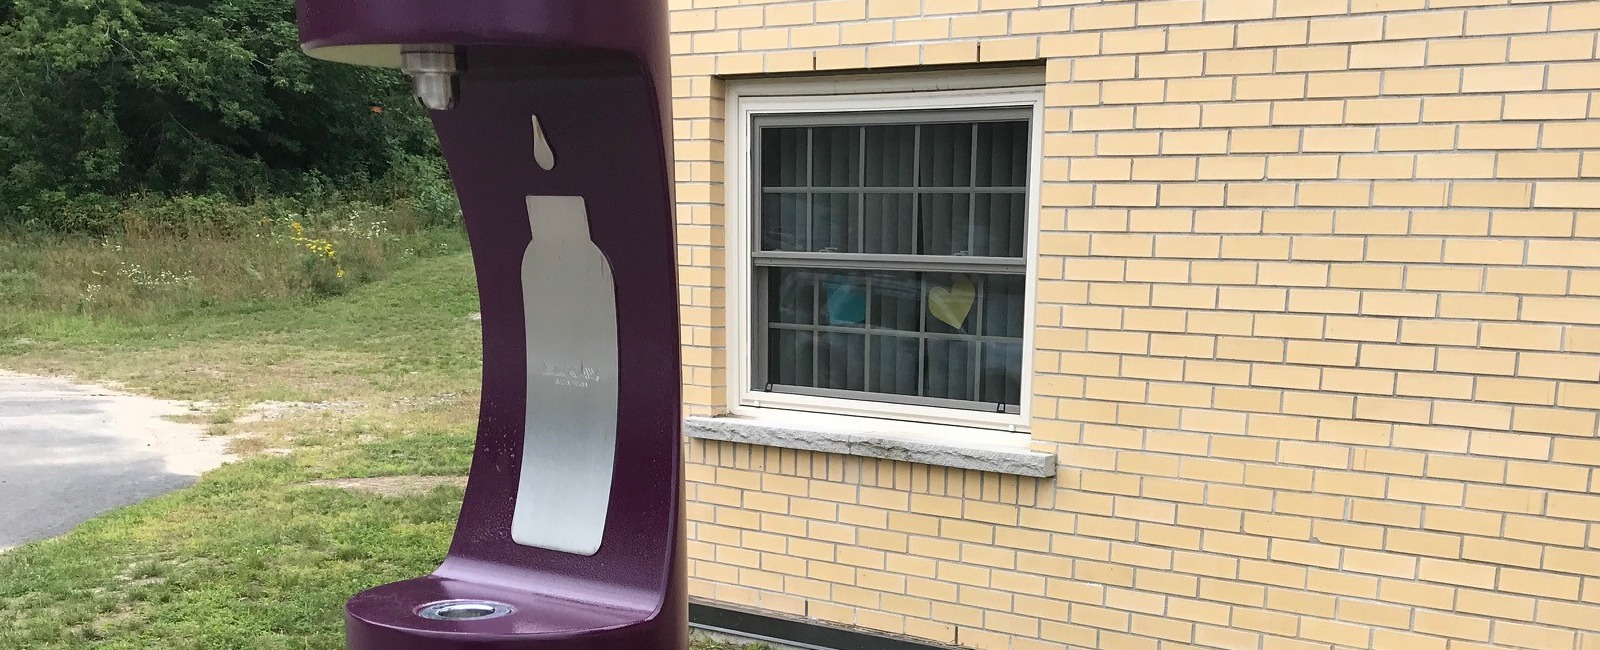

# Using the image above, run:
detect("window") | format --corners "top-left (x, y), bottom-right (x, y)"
top-left (730, 83), bottom-right (1041, 427)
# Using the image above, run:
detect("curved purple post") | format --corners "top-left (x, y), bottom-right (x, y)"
top-left (296, 2), bottom-right (685, 649)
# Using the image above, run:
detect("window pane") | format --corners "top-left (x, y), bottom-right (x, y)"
top-left (922, 271), bottom-right (977, 334)
top-left (870, 335), bottom-right (920, 397)
top-left (972, 193), bottom-right (1026, 258)
top-left (768, 267), bottom-right (816, 325)
top-left (761, 127), bottom-right (807, 187)
top-left (810, 192), bottom-right (858, 253)
top-left (919, 123), bottom-right (973, 188)
top-left (919, 193), bottom-right (972, 257)
top-left (975, 121), bottom-right (1028, 188)
top-left (981, 274), bottom-right (1026, 339)
top-left (864, 125), bottom-right (916, 187)
top-left (768, 328), bottom-right (814, 388)
top-left (924, 338), bottom-right (976, 401)
top-left (816, 332), bottom-right (867, 391)
top-left (820, 273), bottom-right (868, 327)
top-left (812, 126), bottom-right (860, 188)
top-left (862, 193), bottom-right (915, 255)
top-left (980, 342), bottom-right (1023, 405)
top-left (761, 193), bottom-right (808, 251)
top-left (868, 271), bottom-right (921, 332)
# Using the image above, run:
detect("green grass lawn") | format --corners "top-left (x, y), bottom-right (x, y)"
top-left (0, 245), bottom-right (754, 649)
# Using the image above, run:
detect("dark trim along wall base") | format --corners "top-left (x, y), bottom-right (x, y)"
top-left (689, 600), bottom-right (958, 650)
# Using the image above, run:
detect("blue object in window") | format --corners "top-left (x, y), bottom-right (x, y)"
top-left (825, 276), bottom-right (866, 325)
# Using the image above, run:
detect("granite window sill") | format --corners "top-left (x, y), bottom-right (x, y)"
top-left (685, 415), bottom-right (1057, 478)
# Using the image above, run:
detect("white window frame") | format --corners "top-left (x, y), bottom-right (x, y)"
top-left (724, 71), bottom-right (1045, 433)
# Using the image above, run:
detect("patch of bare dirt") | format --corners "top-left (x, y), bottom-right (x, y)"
top-left (302, 476), bottom-right (466, 497)
top-left (389, 392), bottom-right (466, 412)
top-left (237, 400), bottom-right (363, 423)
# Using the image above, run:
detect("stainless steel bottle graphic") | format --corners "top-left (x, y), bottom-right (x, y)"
top-left (512, 195), bottom-right (618, 555)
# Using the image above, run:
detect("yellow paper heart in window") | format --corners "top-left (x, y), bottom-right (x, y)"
top-left (928, 276), bottom-right (976, 330)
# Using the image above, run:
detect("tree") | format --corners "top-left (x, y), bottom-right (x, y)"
top-left (0, 0), bottom-right (438, 227)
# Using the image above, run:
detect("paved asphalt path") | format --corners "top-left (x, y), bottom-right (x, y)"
top-left (0, 370), bottom-right (232, 551)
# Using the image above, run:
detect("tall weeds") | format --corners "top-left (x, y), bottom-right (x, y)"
top-left (0, 198), bottom-right (465, 323)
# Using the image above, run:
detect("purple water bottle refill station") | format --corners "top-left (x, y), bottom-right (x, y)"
top-left (295, 1), bottom-right (686, 648)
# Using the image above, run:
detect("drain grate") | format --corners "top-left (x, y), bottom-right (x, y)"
top-left (416, 600), bottom-right (514, 621)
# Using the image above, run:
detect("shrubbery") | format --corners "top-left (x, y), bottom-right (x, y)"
top-left (24, 153), bottom-right (462, 237)
top-left (0, 0), bottom-right (445, 232)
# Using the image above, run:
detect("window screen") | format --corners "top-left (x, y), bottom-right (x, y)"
top-left (752, 110), bottom-right (1030, 414)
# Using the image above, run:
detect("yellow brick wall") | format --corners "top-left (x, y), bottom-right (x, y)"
top-left (672, 1), bottom-right (1600, 648)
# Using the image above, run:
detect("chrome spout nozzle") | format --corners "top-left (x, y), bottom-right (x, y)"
top-left (401, 46), bottom-right (458, 111)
